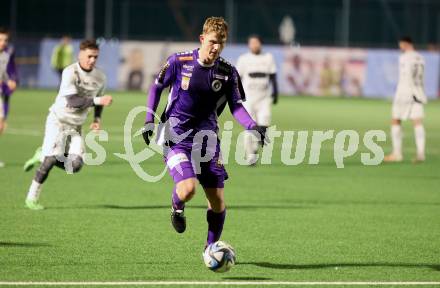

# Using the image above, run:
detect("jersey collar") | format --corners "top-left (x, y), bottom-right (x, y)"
top-left (195, 49), bottom-right (215, 68)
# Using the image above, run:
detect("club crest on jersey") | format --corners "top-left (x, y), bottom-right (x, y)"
top-left (211, 79), bottom-right (222, 92)
top-left (181, 76), bottom-right (190, 90)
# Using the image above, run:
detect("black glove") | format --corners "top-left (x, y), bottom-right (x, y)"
top-left (250, 125), bottom-right (270, 146)
top-left (141, 122), bottom-right (154, 145)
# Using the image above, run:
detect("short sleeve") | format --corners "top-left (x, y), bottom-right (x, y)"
top-left (236, 55), bottom-right (245, 77)
top-left (268, 54), bottom-right (277, 74)
top-left (229, 67), bottom-right (246, 103)
top-left (98, 74), bottom-right (107, 96)
top-left (58, 67), bottom-right (78, 96)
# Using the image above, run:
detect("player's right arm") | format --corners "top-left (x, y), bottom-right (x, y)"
top-left (145, 55), bottom-right (177, 123)
top-left (142, 55), bottom-right (177, 145)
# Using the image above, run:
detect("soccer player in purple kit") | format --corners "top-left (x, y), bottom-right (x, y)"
top-left (141, 17), bottom-right (268, 248)
top-left (0, 27), bottom-right (18, 126)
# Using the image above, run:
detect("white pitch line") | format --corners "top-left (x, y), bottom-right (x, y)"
top-left (1, 281), bottom-right (440, 286)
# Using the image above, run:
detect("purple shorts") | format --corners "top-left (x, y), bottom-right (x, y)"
top-left (164, 143), bottom-right (228, 188)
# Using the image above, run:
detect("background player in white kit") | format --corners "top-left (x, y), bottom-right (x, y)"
top-left (0, 95), bottom-right (4, 167)
top-left (25, 39), bottom-right (113, 210)
top-left (236, 35), bottom-right (278, 165)
top-left (384, 37), bottom-right (426, 163)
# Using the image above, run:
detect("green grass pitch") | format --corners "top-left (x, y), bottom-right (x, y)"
top-left (0, 89), bottom-right (439, 285)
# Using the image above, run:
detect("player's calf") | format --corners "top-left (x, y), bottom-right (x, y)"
top-left (69, 155), bottom-right (84, 173)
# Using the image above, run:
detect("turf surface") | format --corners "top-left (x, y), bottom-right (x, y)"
top-left (1, 89), bottom-right (439, 285)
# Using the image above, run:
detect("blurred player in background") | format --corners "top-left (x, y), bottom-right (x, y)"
top-left (142, 17), bottom-right (267, 248)
top-left (0, 95), bottom-right (4, 167)
top-left (236, 35), bottom-right (277, 165)
top-left (0, 27), bottom-right (18, 127)
top-left (51, 35), bottom-right (74, 79)
top-left (384, 37), bottom-right (426, 163)
top-left (24, 39), bottom-right (113, 210)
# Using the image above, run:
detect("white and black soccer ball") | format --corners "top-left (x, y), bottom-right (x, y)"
top-left (203, 241), bottom-right (236, 273)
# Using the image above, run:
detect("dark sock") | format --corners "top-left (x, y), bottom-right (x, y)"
top-left (172, 187), bottom-right (185, 210)
top-left (206, 209), bottom-right (226, 246)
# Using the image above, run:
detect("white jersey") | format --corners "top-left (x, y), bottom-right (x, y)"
top-left (50, 62), bottom-right (106, 126)
top-left (236, 52), bottom-right (276, 101)
top-left (395, 51), bottom-right (426, 104)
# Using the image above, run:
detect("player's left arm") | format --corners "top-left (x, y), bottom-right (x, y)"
top-left (228, 68), bottom-right (269, 145)
top-left (269, 54), bottom-right (278, 104)
top-left (6, 48), bottom-right (18, 91)
top-left (90, 79), bottom-right (108, 132)
top-left (270, 73), bottom-right (278, 104)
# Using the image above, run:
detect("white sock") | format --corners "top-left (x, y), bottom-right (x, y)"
top-left (414, 124), bottom-right (425, 159)
top-left (26, 180), bottom-right (42, 201)
top-left (391, 124), bottom-right (402, 157)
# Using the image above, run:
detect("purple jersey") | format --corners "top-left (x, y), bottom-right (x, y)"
top-left (146, 49), bottom-right (256, 144)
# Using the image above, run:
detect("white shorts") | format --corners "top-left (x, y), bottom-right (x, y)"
top-left (41, 112), bottom-right (84, 159)
top-left (243, 96), bottom-right (272, 126)
top-left (392, 102), bottom-right (424, 120)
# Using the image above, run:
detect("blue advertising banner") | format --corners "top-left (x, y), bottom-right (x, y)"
top-left (37, 39), bottom-right (119, 90)
top-left (363, 50), bottom-right (439, 99)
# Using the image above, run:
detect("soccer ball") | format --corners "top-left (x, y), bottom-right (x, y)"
top-left (203, 241), bottom-right (236, 273)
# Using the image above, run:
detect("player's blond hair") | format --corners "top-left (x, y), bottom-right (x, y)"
top-left (202, 17), bottom-right (228, 39)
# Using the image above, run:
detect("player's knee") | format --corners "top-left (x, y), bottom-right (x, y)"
top-left (70, 156), bottom-right (84, 173)
top-left (391, 119), bottom-right (401, 125)
top-left (177, 180), bottom-right (197, 201)
top-left (412, 119), bottom-right (423, 126)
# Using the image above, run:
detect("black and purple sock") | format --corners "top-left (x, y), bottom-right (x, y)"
top-left (172, 187), bottom-right (185, 210)
top-left (206, 209), bottom-right (226, 246)
top-left (2, 94), bottom-right (10, 119)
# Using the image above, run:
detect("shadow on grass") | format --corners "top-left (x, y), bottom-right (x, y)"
top-left (47, 200), bottom-right (440, 210)
top-left (239, 261), bottom-right (440, 271)
top-left (72, 204), bottom-right (313, 210)
top-left (222, 277), bottom-right (272, 280)
top-left (0, 241), bottom-right (51, 248)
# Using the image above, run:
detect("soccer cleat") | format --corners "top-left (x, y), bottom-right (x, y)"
top-left (383, 154), bottom-right (403, 163)
top-left (412, 155), bottom-right (425, 164)
top-left (25, 199), bottom-right (44, 210)
top-left (171, 206), bottom-right (186, 233)
top-left (23, 147), bottom-right (42, 172)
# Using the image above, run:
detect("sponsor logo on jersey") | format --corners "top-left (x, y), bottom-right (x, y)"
top-left (181, 76), bottom-right (190, 90)
top-left (214, 74), bottom-right (228, 81)
top-left (211, 79), bottom-right (222, 92)
top-left (178, 56), bottom-right (194, 61)
top-left (183, 64), bottom-right (194, 71)
top-left (181, 72), bottom-right (192, 78)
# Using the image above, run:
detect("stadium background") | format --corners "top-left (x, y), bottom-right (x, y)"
top-left (1, 0), bottom-right (439, 97)
top-left (1, 0), bottom-right (440, 284)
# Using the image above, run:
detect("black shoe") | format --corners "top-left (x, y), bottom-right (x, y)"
top-left (171, 206), bottom-right (186, 233)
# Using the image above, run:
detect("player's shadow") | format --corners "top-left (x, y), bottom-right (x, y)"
top-left (0, 241), bottom-right (51, 248)
top-left (92, 204), bottom-right (312, 210)
top-left (239, 261), bottom-right (440, 271)
top-left (222, 277), bottom-right (272, 280)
